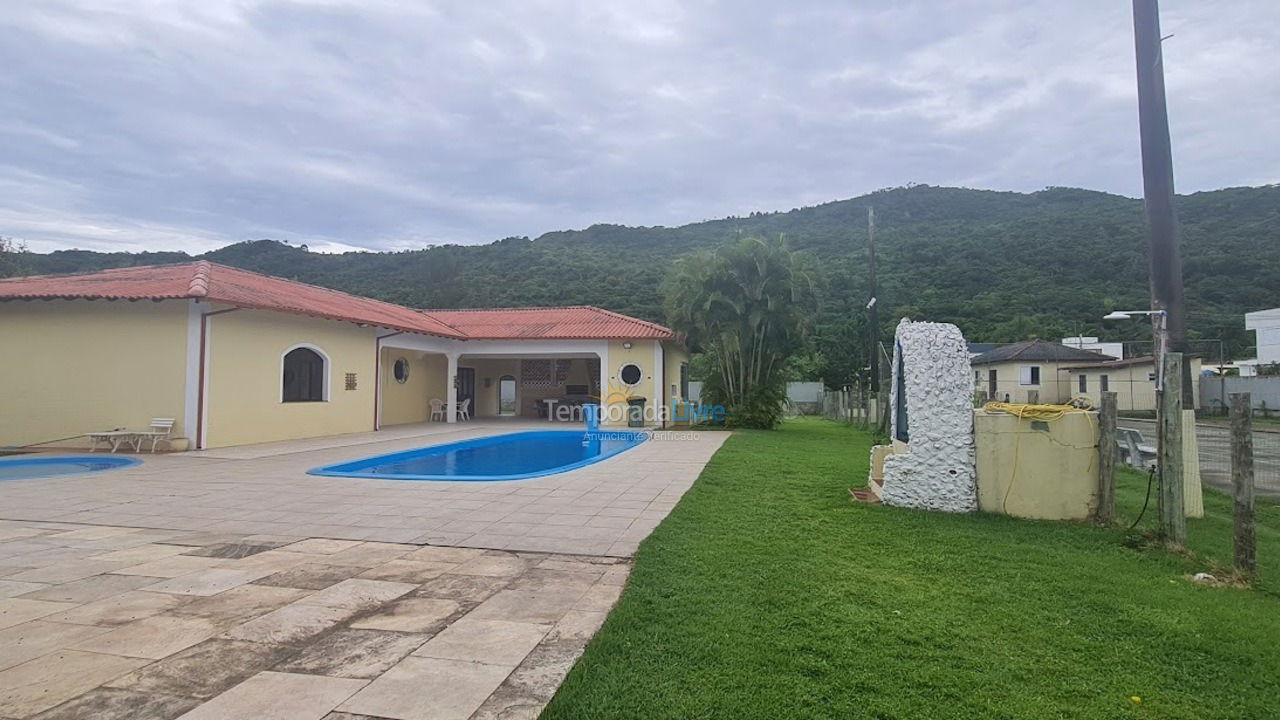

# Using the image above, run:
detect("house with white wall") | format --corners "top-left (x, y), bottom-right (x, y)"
top-left (970, 340), bottom-right (1115, 404)
top-left (1060, 336), bottom-right (1124, 360)
top-left (1240, 307), bottom-right (1280, 376)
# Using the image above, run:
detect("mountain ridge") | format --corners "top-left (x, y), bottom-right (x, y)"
top-left (6, 183), bottom-right (1278, 379)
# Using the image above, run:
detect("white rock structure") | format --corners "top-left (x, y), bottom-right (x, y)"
top-left (876, 319), bottom-right (977, 512)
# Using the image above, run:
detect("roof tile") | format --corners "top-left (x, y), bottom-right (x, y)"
top-left (0, 262), bottom-right (672, 341)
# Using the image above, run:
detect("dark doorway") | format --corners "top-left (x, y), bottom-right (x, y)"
top-left (987, 369), bottom-right (997, 399)
top-left (458, 367), bottom-right (476, 414)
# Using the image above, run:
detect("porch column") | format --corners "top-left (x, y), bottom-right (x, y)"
top-left (446, 352), bottom-right (459, 423)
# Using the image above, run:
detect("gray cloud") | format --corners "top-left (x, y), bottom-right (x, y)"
top-left (1, 0), bottom-right (1276, 254)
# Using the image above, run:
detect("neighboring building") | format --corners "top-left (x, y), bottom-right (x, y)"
top-left (1239, 307), bottom-right (1280, 377)
top-left (1062, 356), bottom-right (1202, 411)
top-left (966, 342), bottom-right (1000, 358)
top-left (970, 340), bottom-right (1115, 404)
top-left (1060, 335), bottom-right (1124, 360)
top-left (0, 262), bottom-right (690, 449)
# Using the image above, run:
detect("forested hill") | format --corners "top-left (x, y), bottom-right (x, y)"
top-left (7, 184), bottom-right (1279, 374)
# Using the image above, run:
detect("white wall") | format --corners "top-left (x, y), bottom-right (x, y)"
top-left (1246, 308), bottom-right (1280, 364)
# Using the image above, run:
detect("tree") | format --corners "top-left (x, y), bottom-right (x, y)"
top-left (662, 236), bottom-right (815, 428)
top-left (0, 236), bottom-right (27, 278)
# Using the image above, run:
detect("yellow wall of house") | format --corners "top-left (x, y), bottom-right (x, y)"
top-left (0, 299), bottom-right (189, 448)
top-left (1065, 358), bottom-right (1202, 412)
top-left (603, 340), bottom-right (660, 427)
top-left (203, 310), bottom-right (376, 448)
top-left (379, 350), bottom-right (447, 426)
top-left (974, 360), bottom-right (1078, 404)
top-left (463, 358), bottom-right (523, 417)
top-left (974, 410), bottom-right (1099, 520)
top-left (663, 343), bottom-right (690, 425)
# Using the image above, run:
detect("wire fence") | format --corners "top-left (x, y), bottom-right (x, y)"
top-left (1115, 416), bottom-right (1280, 498)
top-left (1195, 422), bottom-right (1280, 499)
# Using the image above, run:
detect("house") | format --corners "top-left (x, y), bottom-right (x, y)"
top-left (1239, 307), bottom-right (1280, 377)
top-left (970, 339), bottom-right (1115, 404)
top-left (966, 342), bottom-right (1001, 358)
top-left (1062, 356), bottom-right (1203, 412)
top-left (0, 262), bottom-right (690, 449)
top-left (1060, 335), bottom-right (1124, 359)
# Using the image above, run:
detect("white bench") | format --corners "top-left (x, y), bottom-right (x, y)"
top-left (87, 418), bottom-right (175, 453)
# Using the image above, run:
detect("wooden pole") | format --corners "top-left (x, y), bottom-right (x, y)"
top-left (1132, 0), bottom-right (1190, 391)
top-left (1097, 392), bottom-right (1118, 523)
top-left (1230, 393), bottom-right (1256, 576)
top-left (1159, 351), bottom-right (1186, 544)
top-left (867, 206), bottom-right (879, 394)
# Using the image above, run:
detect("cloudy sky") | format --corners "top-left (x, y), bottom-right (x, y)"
top-left (2, 1), bottom-right (1276, 254)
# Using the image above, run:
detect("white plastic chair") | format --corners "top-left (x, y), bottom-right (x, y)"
top-left (429, 398), bottom-right (445, 422)
top-left (457, 398), bottom-right (472, 421)
top-left (136, 418), bottom-right (175, 453)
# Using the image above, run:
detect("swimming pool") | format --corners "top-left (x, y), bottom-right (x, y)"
top-left (308, 430), bottom-right (648, 481)
top-left (0, 455), bottom-right (141, 481)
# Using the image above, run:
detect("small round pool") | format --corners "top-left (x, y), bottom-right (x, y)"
top-left (0, 455), bottom-right (141, 481)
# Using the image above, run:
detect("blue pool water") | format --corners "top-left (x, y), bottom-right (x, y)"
top-left (309, 430), bottom-right (648, 481)
top-left (0, 455), bottom-right (141, 481)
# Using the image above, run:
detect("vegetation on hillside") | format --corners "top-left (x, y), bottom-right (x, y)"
top-left (0, 237), bottom-right (26, 278)
top-left (9, 184), bottom-right (1280, 385)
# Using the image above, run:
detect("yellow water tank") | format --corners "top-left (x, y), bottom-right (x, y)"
top-left (974, 410), bottom-right (1099, 520)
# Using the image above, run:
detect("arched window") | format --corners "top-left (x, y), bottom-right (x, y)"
top-left (282, 347), bottom-right (326, 402)
top-left (498, 375), bottom-right (517, 416)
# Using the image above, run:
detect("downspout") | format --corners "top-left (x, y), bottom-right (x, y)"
top-left (195, 307), bottom-right (239, 450)
top-left (374, 332), bottom-right (405, 431)
top-left (659, 341), bottom-right (666, 429)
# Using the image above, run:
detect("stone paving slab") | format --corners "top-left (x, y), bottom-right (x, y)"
top-left (0, 523), bottom-right (633, 719)
top-left (0, 422), bottom-right (726, 557)
top-left (0, 425), bottom-right (724, 718)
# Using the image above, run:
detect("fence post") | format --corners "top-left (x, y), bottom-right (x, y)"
top-left (1097, 392), bottom-right (1118, 523)
top-left (1159, 352), bottom-right (1186, 545)
top-left (1230, 393), bottom-right (1256, 577)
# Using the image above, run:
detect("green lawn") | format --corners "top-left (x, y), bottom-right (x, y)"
top-left (542, 419), bottom-right (1280, 720)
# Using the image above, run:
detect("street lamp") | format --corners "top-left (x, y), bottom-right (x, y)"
top-left (1103, 309), bottom-right (1169, 390)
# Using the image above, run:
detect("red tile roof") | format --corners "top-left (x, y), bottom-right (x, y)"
top-left (425, 306), bottom-right (672, 340)
top-left (0, 262), bottom-right (673, 340)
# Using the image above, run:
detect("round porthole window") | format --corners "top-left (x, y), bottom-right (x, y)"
top-left (619, 363), bottom-right (643, 386)
top-left (393, 357), bottom-right (410, 384)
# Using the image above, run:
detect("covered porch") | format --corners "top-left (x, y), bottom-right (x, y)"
top-left (375, 335), bottom-right (657, 428)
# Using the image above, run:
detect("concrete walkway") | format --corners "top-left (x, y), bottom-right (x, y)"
top-left (0, 422), bottom-right (728, 557)
top-left (0, 424), bottom-right (729, 719)
top-left (0, 522), bottom-right (629, 719)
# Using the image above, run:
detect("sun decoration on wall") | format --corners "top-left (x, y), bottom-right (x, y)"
top-left (592, 379), bottom-right (637, 405)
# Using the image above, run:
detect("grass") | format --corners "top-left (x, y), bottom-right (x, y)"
top-left (542, 419), bottom-right (1280, 720)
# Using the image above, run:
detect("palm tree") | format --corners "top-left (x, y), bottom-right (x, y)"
top-left (663, 236), bottom-right (815, 428)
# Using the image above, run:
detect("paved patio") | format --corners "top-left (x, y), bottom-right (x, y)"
top-left (0, 422), bottom-right (728, 557)
top-left (0, 523), bottom-right (629, 719)
top-left (0, 423), bottom-right (728, 719)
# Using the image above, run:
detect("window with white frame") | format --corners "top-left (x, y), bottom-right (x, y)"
top-left (1019, 365), bottom-right (1041, 386)
top-left (283, 347), bottom-right (326, 402)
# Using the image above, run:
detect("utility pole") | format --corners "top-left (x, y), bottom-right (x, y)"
top-left (867, 206), bottom-right (879, 396)
top-left (1133, 0), bottom-right (1190, 391)
top-left (1133, 0), bottom-right (1191, 543)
